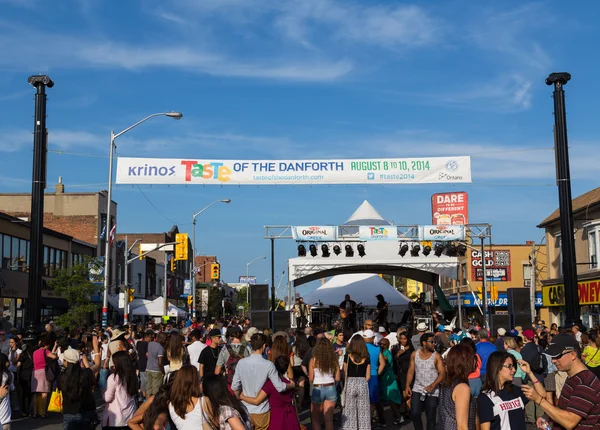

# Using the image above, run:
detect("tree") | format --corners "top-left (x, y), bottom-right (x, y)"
top-left (49, 257), bottom-right (102, 331)
top-left (235, 286), bottom-right (249, 314)
top-left (208, 286), bottom-right (223, 318)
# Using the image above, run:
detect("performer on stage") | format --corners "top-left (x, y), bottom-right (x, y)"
top-left (339, 294), bottom-right (357, 332)
top-left (294, 297), bottom-right (310, 329)
top-left (374, 294), bottom-right (389, 329)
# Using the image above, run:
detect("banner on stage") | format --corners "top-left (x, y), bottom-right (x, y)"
top-left (292, 226), bottom-right (337, 241)
top-left (419, 225), bottom-right (466, 241)
top-left (358, 226), bottom-right (397, 241)
top-left (116, 156), bottom-right (472, 185)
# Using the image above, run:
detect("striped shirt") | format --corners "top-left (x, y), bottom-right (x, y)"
top-left (554, 370), bottom-right (600, 430)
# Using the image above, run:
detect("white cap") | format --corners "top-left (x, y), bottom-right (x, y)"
top-left (417, 322), bottom-right (427, 331)
top-left (362, 330), bottom-right (375, 338)
top-left (497, 328), bottom-right (506, 336)
top-left (378, 326), bottom-right (386, 333)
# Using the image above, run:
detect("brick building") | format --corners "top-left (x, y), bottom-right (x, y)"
top-left (0, 178), bottom-right (118, 293)
top-left (194, 255), bottom-right (218, 284)
top-left (0, 211), bottom-right (96, 327)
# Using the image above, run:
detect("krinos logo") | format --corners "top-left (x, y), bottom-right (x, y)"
top-left (181, 160), bottom-right (232, 182)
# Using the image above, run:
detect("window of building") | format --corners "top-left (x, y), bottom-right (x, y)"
top-left (460, 263), bottom-right (467, 286)
top-left (523, 264), bottom-right (532, 287)
top-left (1, 234), bottom-right (9, 269)
top-left (587, 222), bottom-right (600, 270)
top-left (11, 236), bottom-right (19, 270)
top-left (137, 273), bottom-right (142, 294)
top-left (555, 233), bottom-right (562, 277)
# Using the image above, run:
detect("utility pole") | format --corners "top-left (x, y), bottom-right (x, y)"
top-left (26, 75), bottom-right (53, 331)
top-left (546, 72), bottom-right (580, 327)
top-left (124, 235), bottom-right (129, 325)
top-left (480, 236), bottom-right (489, 330)
top-left (530, 242), bottom-right (537, 326)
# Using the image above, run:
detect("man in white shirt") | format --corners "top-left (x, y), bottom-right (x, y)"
top-left (186, 329), bottom-right (206, 371)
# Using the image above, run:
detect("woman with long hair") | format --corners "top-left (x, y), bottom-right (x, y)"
top-left (240, 355), bottom-right (299, 430)
top-left (437, 343), bottom-right (477, 430)
top-left (103, 350), bottom-right (138, 428)
top-left (584, 330), bottom-right (600, 378)
top-left (340, 335), bottom-right (370, 430)
top-left (477, 351), bottom-right (528, 430)
top-left (16, 336), bottom-right (34, 418)
top-left (291, 330), bottom-right (310, 407)
top-left (309, 338), bottom-right (340, 430)
top-left (203, 374), bottom-right (252, 430)
top-left (166, 333), bottom-right (187, 378)
top-left (503, 337), bottom-right (526, 386)
top-left (460, 337), bottom-right (483, 398)
top-left (268, 336), bottom-right (293, 379)
top-left (378, 337), bottom-right (404, 425)
top-left (128, 383), bottom-right (173, 430)
top-left (31, 331), bottom-right (57, 418)
top-left (391, 331), bottom-right (414, 419)
top-left (168, 365), bottom-right (205, 428)
top-left (60, 335), bottom-right (101, 429)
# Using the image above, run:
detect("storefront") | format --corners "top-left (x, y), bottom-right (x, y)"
top-left (542, 276), bottom-right (600, 328)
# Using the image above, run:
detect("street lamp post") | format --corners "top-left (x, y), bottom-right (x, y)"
top-left (246, 256), bottom-right (266, 306)
top-left (102, 112), bottom-right (183, 328)
top-left (190, 199), bottom-right (231, 319)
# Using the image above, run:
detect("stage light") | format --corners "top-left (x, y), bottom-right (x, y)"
top-left (298, 244), bottom-right (306, 257)
top-left (309, 244), bottom-right (318, 257)
top-left (345, 244), bottom-right (354, 257)
top-left (321, 244), bottom-right (330, 258)
top-left (434, 243), bottom-right (445, 257)
top-left (410, 244), bottom-right (421, 257)
top-left (446, 243), bottom-right (457, 257)
top-left (357, 244), bottom-right (366, 257)
top-left (423, 245), bottom-right (432, 256)
top-left (333, 245), bottom-right (341, 256)
top-left (457, 244), bottom-right (467, 257)
top-left (399, 244), bottom-right (409, 257)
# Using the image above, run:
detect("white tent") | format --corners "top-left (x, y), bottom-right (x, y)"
top-left (303, 273), bottom-right (411, 322)
top-left (107, 295), bottom-right (153, 314)
top-left (132, 296), bottom-right (187, 318)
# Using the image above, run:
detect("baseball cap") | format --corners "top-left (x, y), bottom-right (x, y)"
top-left (546, 334), bottom-right (581, 358)
top-left (416, 322), bottom-right (427, 331)
top-left (509, 329), bottom-right (519, 337)
top-left (497, 328), bottom-right (506, 336)
top-left (208, 329), bottom-right (222, 338)
top-left (522, 329), bottom-right (536, 340)
top-left (378, 326), bottom-right (386, 333)
top-left (245, 327), bottom-right (259, 343)
top-left (362, 330), bottom-right (375, 338)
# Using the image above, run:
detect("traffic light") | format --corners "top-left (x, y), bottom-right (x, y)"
top-left (210, 263), bottom-right (220, 280)
top-left (170, 258), bottom-right (176, 272)
top-left (175, 233), bottom-right (189, 261)
top-left (128, 288), bottom-right (135, 303)
top-left (491, 285), bottom-right (499, 302)
top-left (139, 244), bottom-right (144, 260)
top-left (187, 295), bottom-right (193, 306)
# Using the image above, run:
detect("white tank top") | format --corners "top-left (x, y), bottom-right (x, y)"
top-left (313, 367), bottom-right (335, 385)
top-left (168, 397), bottom-right (205, 430)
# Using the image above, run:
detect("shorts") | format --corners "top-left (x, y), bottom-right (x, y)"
top-left (311, 384), bottom-right (338, 404)
top-left (139, 371), bottom-right (147, 392)
top-left (368, 377), bottom-right (380, 403)
top-left (146, 371), bottom-right (163, 397)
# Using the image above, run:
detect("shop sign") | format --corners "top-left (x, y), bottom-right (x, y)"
top-left (449, 292), bottom-right (542, 308)
top-left (542, 279), bottom-right (600, 307)
top-left (471, 250), bottom-right (511, 281)
top-left (431, 192), bottom-right (468, 225)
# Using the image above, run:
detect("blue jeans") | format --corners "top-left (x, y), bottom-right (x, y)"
top-left (99, 369), bottom-right (109, 391)
top-left (469, 377), bottom-right (482, 398)
top-left (64, 411), bottom-right (98, 430)
top-left (410, 393), bottom-right (438, 430)
top-left (311, 385), bottom-right (338, 404)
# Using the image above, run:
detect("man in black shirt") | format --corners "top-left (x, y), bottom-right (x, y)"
top-left (339, 294), bottom-right (357, 332)
top-left (136, 330), bottom-right (152, 398)
top-left (199, 329), bottom-right (222, 379)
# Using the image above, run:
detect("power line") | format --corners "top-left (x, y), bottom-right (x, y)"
top-left (48, 149), bottom-right (108, 158)
top-left (135, 184), bottom-right (189, 226)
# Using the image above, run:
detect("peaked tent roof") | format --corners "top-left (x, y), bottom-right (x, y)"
top-left (538, 186), bottom-right (600, 227)
top-left (344, 200), bottom-right (391, 226)
top-left (131, 296), bottom-right (187, 317)
top-left (303, 273), bottom-right (411, 307)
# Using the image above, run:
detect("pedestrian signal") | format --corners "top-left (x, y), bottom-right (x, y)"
top-left (128, 288), bottom-right (135, 303)
top-left (187, 295), bottom-right (193, 305)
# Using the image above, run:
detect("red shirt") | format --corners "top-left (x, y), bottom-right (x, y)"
top-left (553, 370), bottom-right (600, 430)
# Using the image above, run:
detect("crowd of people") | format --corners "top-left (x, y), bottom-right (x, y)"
top-left (0, 316), bottom-right (600, 429)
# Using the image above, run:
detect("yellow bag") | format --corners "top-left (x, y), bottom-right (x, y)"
top-left (48, 388), bottom-right (63, 413)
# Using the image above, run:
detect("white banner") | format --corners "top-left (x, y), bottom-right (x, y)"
top-left (419, 225), bottom-right (466, 241)
top-left (358, 226), bottom-right (397, 241)
top-left (292, 226), bottom-right (337, 241)
top-left (116, 156), bottom-right (471, 185)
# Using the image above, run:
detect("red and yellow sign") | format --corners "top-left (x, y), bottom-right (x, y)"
top-left (542, 278), bottom-right (600, 307)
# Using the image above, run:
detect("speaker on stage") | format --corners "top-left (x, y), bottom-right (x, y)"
top-left (491, 314), bottom-right (511, 334)
top-left (507, 288), bottom-right (533, 330)
top-left (512, 313), bottom-right (533, 330)
top-left (273, 311), bottom-right (291, 332)
top-left (250, 284), bottom-right (269, 311)
top-left (250, 311), bottom-right (270, 330)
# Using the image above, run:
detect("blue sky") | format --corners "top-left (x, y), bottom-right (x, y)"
top-left (1, 0), bottom-right (599, 296)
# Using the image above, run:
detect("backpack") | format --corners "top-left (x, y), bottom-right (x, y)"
top-left (434, 335), bottom-right (448, 355)
top-left (44, 350), bottom-right (60, 383)
top-left (531, 344), bottom-right (548, 376)
top-left (224, 345), bottom-right (247, 385)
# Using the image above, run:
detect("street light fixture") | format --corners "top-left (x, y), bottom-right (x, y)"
top-left (246, 256), bottom-right (266, 306)
top-left (102, 112), bottom-right (183, 328)
top-left (190, 199), bottom-right (231, 318)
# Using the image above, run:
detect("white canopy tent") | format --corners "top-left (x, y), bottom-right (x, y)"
top-left (131, 296), bottom-right (187, 318)
top-left (303, 273), bottom-right (412, 322)
top-left (107, 295), bottom-right (152, 314)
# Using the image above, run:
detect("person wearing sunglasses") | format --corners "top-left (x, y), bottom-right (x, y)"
top-left (521, 334), bottom-right (600, 430)
top-left (478, 351), bottom-right (528, 430)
